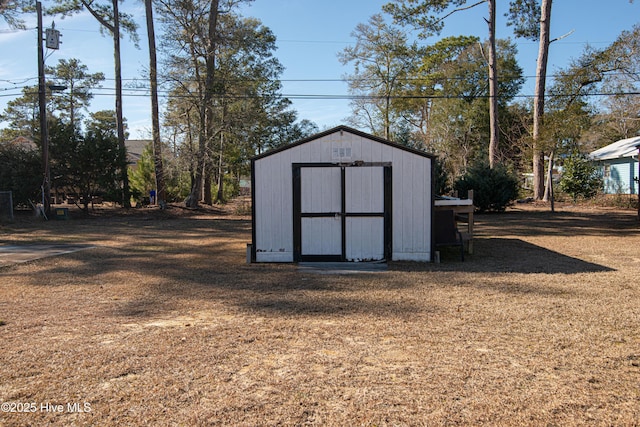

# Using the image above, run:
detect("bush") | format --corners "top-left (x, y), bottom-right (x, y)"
top-left (559, 154), bottom-right (602, 202)
top-left (454, 162), bottom-right (519, 212)
top-left (0, 143), bottom-right (41, 207)
top-left (214, 173), bottom-right (240, 204)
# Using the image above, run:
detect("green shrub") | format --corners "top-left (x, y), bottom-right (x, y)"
top-left (0, 144), bottom-right (41, 207)
top-left (215, 173), bottom-right (240, 204)
top-left (454, 162), bottom-right (519, 212)
top-left (559, 154), bottom-right (602, 202)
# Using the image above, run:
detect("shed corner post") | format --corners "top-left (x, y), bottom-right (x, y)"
top-left (431, 156), bottom-right (436, 262)
top-left (250, 158), bottom-right (257, 262)
top-left (384, 165), bottom-right (393, 261)
top-left (292, 164), bottom-right (302, 262)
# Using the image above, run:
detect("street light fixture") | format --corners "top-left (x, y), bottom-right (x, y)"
top-left (48, 84), bottom-right (67, 92)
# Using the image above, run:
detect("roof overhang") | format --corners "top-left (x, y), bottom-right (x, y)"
top-left (590, 136), bottom-right (640, 161)
top-left (252, 125), bottom-right (436, 161)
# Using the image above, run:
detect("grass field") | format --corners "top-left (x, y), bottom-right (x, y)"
top-left (1, 203), bottom-right (639, 426)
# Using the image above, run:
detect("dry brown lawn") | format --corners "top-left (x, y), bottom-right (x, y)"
top-left (0, 202), bottom-right (639, 426)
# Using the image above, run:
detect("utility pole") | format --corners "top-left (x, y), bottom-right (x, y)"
top-left (37, 2), bottom-right (60, 218)
top-left (36, 1), bottom-right (49, 217)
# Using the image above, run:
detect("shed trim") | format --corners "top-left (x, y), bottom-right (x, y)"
top-left (251, 125), bottom-right (435, 161)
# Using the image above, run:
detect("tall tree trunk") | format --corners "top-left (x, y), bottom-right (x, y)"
top-left (543, 149), bottom-right (555, 212)
top-left (204, 167), bottom-right (212, 204)
top-left (113, 0), bottom-right (130, 207)
top-left (216, 131), bottom-right (224, 203)
top-left (487, 0), bottom-right (499, 169)
top-left (145, 0), bottom-right (165, 207)
top-left (78, 0), bottom-right (131, 207)
top-left (185, 0), bottom-right (219, 208)
top-left (185, 107), bottom-right (207, 207)
top-left (532, 0), bottom-right (552, 200)
top-left (69, 84), bottom-right (76, 133)
top-left (384, 95), bottom-right (390, 140)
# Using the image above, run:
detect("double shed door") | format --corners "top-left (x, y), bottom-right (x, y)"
top-left (293, 163), bottom-right (391, 262)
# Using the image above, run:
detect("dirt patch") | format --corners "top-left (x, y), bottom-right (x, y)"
top-left (0, 202), bottom-right (638, 426)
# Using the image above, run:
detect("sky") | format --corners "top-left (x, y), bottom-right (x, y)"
top-left (1, 0), bottom-right (639, 139)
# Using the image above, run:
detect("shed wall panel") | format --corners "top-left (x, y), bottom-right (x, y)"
top-left (390, 149), bottom-right (432, 260)
top-left (254, 151), bottom-right (294, 262)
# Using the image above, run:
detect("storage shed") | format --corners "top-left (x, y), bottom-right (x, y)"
top-left (589, 136), bottom-right (640, 194)
top-left (251, 126), bottom-right (435, 263)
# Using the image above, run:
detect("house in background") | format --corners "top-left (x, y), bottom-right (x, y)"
top-left (590, 136), bottom-right (640, 194)
top-left (124, 139), bottom-right (151, 171)
top-left (251, 126), bottom-right (435, 263)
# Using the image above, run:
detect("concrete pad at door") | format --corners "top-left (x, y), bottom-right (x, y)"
top-left (0, 244), bottom-right (96, 267)
top-left (298, 262), bottom-right (387, 274)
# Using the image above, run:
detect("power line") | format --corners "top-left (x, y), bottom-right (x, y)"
top-left (74, 90), bottom-right (640, 100)
top-left (2, 71), bottom-right (637, 88)
top-left (3, 84), bottom-right (639, 101)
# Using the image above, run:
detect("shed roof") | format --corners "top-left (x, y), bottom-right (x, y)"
top-left (589, 135), bottom-right (640, 161)
top-left (252, 125), bottom-right (435, 161)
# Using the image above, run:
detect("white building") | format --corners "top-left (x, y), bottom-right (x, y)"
top-left (250, 126), bottom-right (435, 263)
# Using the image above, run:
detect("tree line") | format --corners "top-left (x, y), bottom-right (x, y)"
top-left (1, 0), bottom-right (639, 211)
top-left (344, 1), bottom-right (639, 203)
